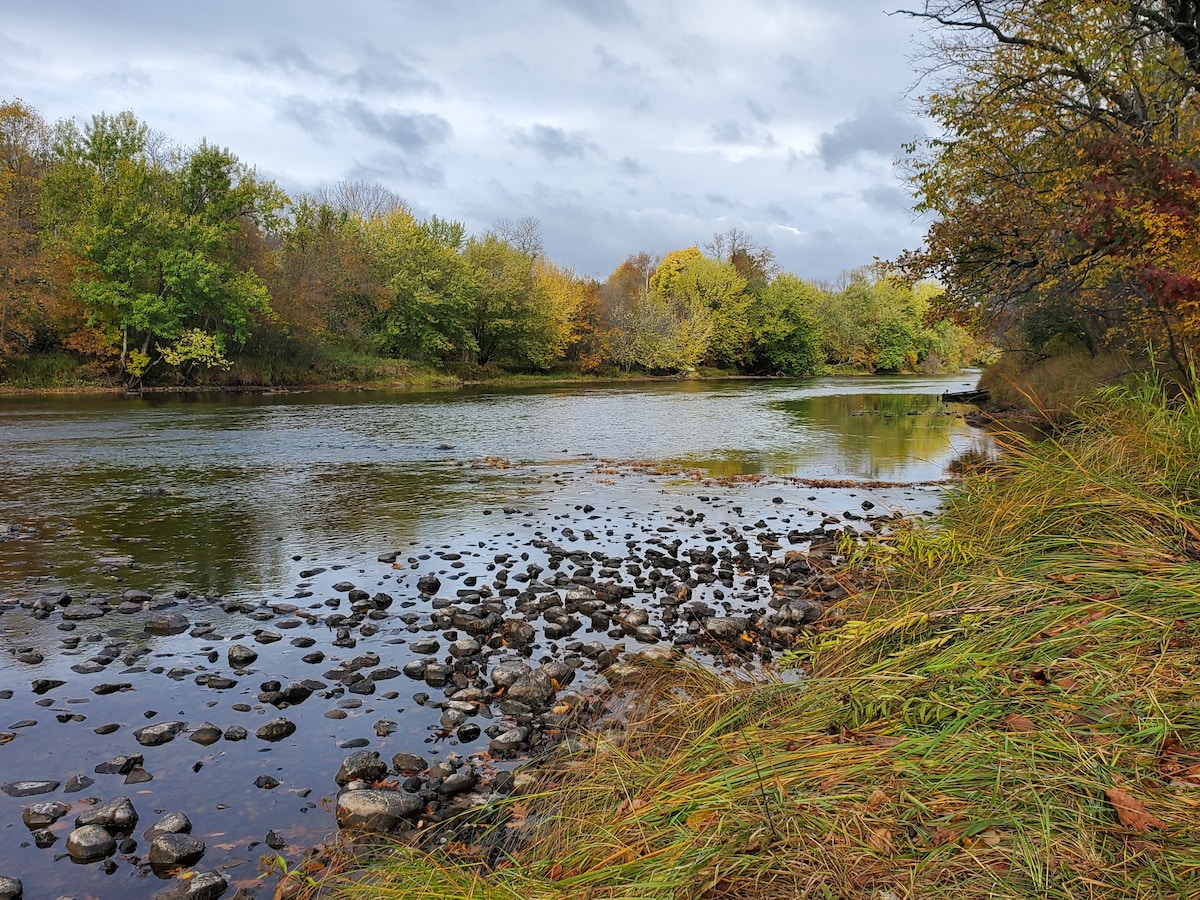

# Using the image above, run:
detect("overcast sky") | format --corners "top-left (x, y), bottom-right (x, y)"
top-left (2, 1), bottom-right (932, 282)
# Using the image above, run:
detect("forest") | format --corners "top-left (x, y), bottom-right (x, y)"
top-left (0, 100), bottom-right (985, 389)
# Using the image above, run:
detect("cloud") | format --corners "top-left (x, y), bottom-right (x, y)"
top-left (343, 101), bottom-right (452, 152)
top-left (618, 156), bottom-right (647, 177)
top-left (860, 182), bottom-right (913, 214)
top-left (514, 124), bottom-right (593, 161)
top-left (710, 119), bottom-right (776, 149)
top-left (560, 0), bottom-right (638, 28)
top-left (347, 153), bottom-right (445, 189)
top-left (95, 66), bottom-right (152, 91)
top-left (594, 44), bottom-right (641, 79)
top-left (278, 97), bottom-right (451, 153)
top-left (818, 101), bottom-right (922, 169)
top-left (745, 98), bottom-right (774, 123)
top-left (234, 41), bottom-right (439, 97)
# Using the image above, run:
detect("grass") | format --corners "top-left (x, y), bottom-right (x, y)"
top-left (272, 377), bottom-right (1200, 898)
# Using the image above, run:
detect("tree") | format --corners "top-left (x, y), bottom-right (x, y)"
top-left (651, 247), bottom-right (751, 367)
top-left (898, 0), bottom-right (1200, 380)
top-left (705, 227), bottom-right (779, 295)
top-left (751, 273), bottom-right (824, 375)
top-left (0, 99), bottom-right (53, 359)
top-left (41, 112), bottom-right (283, 384)
top-left (462, 234), bottom-right (535, 366)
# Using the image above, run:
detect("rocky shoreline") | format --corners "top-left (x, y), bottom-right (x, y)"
top-left (0, 469), bottom-right (940, 900)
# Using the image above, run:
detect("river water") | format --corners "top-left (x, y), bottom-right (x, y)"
top-left (0, 374), bottom-right (989, 898)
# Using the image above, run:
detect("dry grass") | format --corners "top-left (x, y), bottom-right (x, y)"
top-left (322, 376), bottom-right (1200, 900)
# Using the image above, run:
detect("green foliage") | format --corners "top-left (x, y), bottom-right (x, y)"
top-left (40, 111), bottom-right (280, 384)
top-left (750, 273), bottom-right (823, 375)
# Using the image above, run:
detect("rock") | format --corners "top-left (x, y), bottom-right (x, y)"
top-left (145, 811), bottom-right (193, 840)
top-left (227, 644), bottom-right (258, 666)
top-left (255, 718), bottom-right (296, 742)
top-left (490, 660), bottom-right (532, 689)
top-left (31, 678), bottom-right (65, 695)
top-left (335, 750), bottom-right (388, 786)
top-left (76, 795), bottom-right (138, 831)
top-left (21, 801), bottom-right (69, 829)
top-left (1, 781), bottom-right (59, 797)
top-left (255, 775), bottom-right (280, 789)
top-left (448, 638), bottom-right (481, 658)
top-left (417, 574), bottom-right (441, 594)
top-left (489, 726), bottom-right (531, 756)
top-left (66, 824), bottom-right (117, 860)
top-left (391, 752), bottom-right (428, 774)
top-left (223, 724), bottom-right (248, 741)
top-left (700, 616), bottom-right (750, 642)
top-left (65, 774), bottom-right (95, 793)
top-left (0, 875), bottom-right (21, 900)
top-left (190, 722), bottom-right (223, 745)
top-left (149, 832), bottom-right (206, 868)
top-left (334, 789), bottom-right (422, 832)
top-left (152, 871), bottom-right (228, 900)
top-left (95, 753), bottom-right (143, 775)
top-left (506, 670), bottom-right (555, 709)
top-left (135, 720), bottom-right (187, 746)
top-left (439, 771), bottom-right (478, 795)
top-left (145, 613), bottom-right (190, 635)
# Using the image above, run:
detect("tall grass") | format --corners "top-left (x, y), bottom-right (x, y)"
top-left (326, 377), bottom-right (1200, 900)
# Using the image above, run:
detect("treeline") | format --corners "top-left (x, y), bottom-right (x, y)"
top-left (0, 99), bottom-right (984, 387)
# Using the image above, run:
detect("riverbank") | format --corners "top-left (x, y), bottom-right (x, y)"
top-left (321, 378), bottom-right (1200, 899)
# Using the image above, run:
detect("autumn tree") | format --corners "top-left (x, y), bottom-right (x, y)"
top-left (899, 0), bottom-right (1200, 380)
top-left (0, 99), bottom-right (53, 360)
top-left (41, 112), bottom-right (283, 384)
top-left (651, 247), bottom-right (751, 367)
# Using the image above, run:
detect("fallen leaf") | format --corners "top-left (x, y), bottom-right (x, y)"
top-left (866, 788), bottom-right (889, 810)
top-left (1004, 713), bottom-right (1037, 733)
top-left (867, 827), bottom-right (895, 853)
top-left (1107, 787), bottom-right (1165, 832)
top-left (931, 826), bottom-right (962, 846)
top-left (547, 863), bottom-right (565, 881)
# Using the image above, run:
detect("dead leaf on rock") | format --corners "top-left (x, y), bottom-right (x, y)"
top-left (1107, 786), bottom-right (1165, 832)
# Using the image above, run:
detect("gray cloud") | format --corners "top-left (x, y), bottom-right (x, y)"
top-left (347, 153), bottom-right (445, 189)
top-left (618, 156), bottom-right (647, 177)
top-left (235, 41), bottom-right (439, 97)
top-left (343, 101), bottom-right (452, 152)
top-left (818, 101), bottom-right (923, 169)
top-left (711, 120), bottom-right (776, 148)
top-left (514, 124), bottom-right (593, 161)
top-left (560, 0), bottom-right (638, 28)
top-left (96, 67), bottom-right (153, 91)
top-left (594, 44), bottom-right (642, 79)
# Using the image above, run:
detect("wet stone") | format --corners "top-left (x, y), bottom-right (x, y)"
top-left (190, 723), bottom-right (223, 745)
top-left (0, 875), bottom-right (21, 899)
top-left (95, 753), bottom-right (144, 775)
top-left (76, 795), bottom-right (138, 831)
top-left (255, 718), bottom-right (296, 742)
top-left (145, 613), bottom-right (190, 635)
top-left (223, 724), bottom-right (248, 742)
top-left (152, 870), bottom-right (229, 900)
top-left (1, 781), bottom-right (59, 798)
top-left (145, 811), bottom-right (192, 840)
top-left (391, 752), bottom-right (428, 774)
top-left (134, 720), bottom-right (187, 747)
top-left (335, 788), bottom-right (422, 832)
top-left (21, 801), bottom-right (69, 829)
top-left (149, 831), bottom-right (206, 868)
top-left (65, 774), bottom-right (95, 793)
top-left (66, 824), bottom-right (116, 860)
top-left (336, 750), bottom-right (388, 786)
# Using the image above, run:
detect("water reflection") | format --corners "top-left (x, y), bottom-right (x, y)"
top-left (0, 374), bottom-right (986, 597)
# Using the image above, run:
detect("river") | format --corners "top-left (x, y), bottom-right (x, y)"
top-left (0, 374), bottom-right (990, 899)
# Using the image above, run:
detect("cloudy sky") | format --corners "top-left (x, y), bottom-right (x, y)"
top-left (2, 1), bottom-right (933, 282)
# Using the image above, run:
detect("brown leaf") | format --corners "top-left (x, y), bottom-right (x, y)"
top-left (866, 788), bottom-right (889, 810)
top-left (931, 825), bottom-right (962, 847)
top-left (1107, 787), bottom-right (1166, 832)
top-left (547, 863), bottom-right (565, 881)
top-left (1004, 713), bottom-right (1037, 733)
top-left (867, 827), bottom-right (895, 853)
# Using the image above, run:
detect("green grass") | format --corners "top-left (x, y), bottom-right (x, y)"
top-left (316, 376), bottom-right (1200, 899)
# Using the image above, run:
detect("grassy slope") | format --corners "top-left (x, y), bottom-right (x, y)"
top-left (315, 379), bottom-right (1200, 899)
